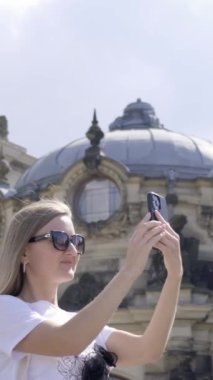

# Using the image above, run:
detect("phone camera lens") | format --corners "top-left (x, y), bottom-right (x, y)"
top-left (152, 196), bottom-right (160, 210)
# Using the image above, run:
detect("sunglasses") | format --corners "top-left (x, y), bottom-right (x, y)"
top-left (29, 230), bottom-right (85, 255)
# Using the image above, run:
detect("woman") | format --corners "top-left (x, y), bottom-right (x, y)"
top-left (0, 198), bottom-right (183, 379)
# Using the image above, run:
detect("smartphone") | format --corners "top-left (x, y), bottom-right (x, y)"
top-left (147, 192), bottom-right (168, 221)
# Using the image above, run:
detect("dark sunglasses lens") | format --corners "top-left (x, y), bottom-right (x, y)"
top-left (52, 231), bottom-right (69, 251)
top-left (71, 235), bottom-right (85, 255)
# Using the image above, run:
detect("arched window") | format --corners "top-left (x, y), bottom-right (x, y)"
top-left (78, 178), bottom-right (121, 223)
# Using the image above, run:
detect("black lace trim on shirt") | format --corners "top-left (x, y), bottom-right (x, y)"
top-left (81, 344), bottom-right (118, 380)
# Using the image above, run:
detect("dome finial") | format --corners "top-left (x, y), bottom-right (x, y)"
top-left (86, 110), bottom-right (104, 147)
top-left (83, 110), bottom-right (105, 170)
top-left (92, 109), bottom-right (98, 125)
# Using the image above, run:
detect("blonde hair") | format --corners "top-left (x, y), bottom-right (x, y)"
top-left (0, 198), bottom-right (72, 295)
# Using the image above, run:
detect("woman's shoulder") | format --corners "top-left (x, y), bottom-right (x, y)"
top-left (0, 294), bottom-right (21, 303)
top-left (0, 296), bottom-right (47, 334)
top-left (0, 294), bottom-right (29, 308)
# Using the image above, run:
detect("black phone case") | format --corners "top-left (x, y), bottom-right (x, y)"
top-left (147, 192), bottom-right (168, 221)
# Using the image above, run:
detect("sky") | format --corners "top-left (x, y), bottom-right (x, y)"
top-left (0, 0), bottom-right (213, 158)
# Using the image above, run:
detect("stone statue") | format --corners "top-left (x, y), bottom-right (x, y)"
top-left (147, 214), bottom-right (204, 288)
top-left (170, 355), bottom-right (195, 380)
top-left (59, 273), bottom-right (105, 311)
top-left (0, 116), bottom-right (8, 140)
top-left (0, 148), bottom-right (10, 182)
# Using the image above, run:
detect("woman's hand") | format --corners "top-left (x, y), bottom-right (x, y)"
top-left (107, 211), bottom-right (183, 367)
top-left (122, 213), bottom-right (165, 279)
top-left (154, 210), bottom-right (183, 279)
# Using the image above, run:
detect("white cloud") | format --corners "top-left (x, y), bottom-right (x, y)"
top-left (0, 0), bottom-right (51, 43)
top-left (1, 0), bottom-right (213, 157)
top-left (0, 0), bottom-right (44, 12)
top-left (173, 0), bottom-right (213, 15)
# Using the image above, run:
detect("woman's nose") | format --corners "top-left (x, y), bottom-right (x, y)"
top-left (66, 242), bottom-right (78, 256)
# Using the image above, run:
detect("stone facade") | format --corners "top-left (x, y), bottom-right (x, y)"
top-left (0, 103), bottom-right (213, 379)
top-left (55, 159), bottom-right (213, 379)
top-left (0, 116), bottom-right (36, 238)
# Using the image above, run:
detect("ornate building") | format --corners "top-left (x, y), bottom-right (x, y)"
top-left (0, 116), bottom-right (36, 238)
top-left (1, 99), bottom-right (213, 379)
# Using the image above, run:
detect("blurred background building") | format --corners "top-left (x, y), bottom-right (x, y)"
top-left (1, 99), bottom-right (213, 379)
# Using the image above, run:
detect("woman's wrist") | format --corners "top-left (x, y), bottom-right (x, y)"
top-left (118, 265), bottom-right (141, 284)
top-left (166, 270), bottom-right (183, 283)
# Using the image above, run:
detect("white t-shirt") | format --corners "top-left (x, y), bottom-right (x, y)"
top-left (0, 295), bottom-right (116, 380)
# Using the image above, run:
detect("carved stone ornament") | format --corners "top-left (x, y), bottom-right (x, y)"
top-left (62, 158), bottom-right (129, 238)
top-left (0, 203), bottom-right (6, 240)
top-left (168, 351), bottom-right (212, 379)
top-left (0, 148), bottom-right (10, 182)
top-left (147, 213), bottom-right (213, 291)
top-left (199, 205), bottom-right (213, 238)
top-left (83, 204), bottom-right (129, 238)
